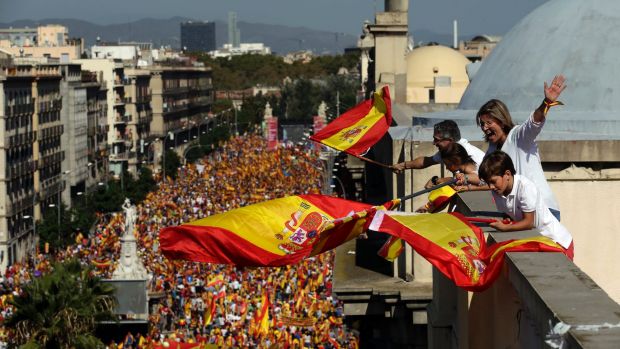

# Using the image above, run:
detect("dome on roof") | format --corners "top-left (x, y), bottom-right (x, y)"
top-left (406, 45), bottom-right (470, 104)
top-left (418, 0), bottom-right (620, 141)
top-left (459, 0), bottom-right (620, 115)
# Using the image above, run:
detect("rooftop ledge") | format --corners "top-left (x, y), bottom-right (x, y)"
top-left (451, 191), bottom-right (620, 348)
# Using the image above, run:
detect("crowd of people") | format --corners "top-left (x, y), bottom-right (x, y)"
top-left (0, 134), bottom-right (360, 348)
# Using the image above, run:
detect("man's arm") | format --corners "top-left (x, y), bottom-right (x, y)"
top-left (393, 156), bottom-right (438, 173)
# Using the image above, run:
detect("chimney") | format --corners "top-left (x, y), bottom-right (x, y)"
top-left (453, 20), bottom-right (458, 49)
top-left (385, 0), bottom-right (408, 12)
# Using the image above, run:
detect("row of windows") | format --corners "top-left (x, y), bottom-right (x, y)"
top-left (7, 145), bottom-right (33, 164)
top-left (7, 174), bottom-right (34, 198)
top-left (40, 137), bottom-right (61, 154)
top-left (39, 110), bottom-right (60, 124)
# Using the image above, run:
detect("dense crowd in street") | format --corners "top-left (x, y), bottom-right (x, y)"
top-left (0, 134), bottom-right (359, 348)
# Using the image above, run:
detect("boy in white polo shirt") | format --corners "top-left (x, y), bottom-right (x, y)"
top-left (478, 151), bottom-right (574, 259)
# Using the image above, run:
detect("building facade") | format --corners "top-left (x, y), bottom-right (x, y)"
top-left (59, 64), bottom-right (89, 205)
top-left (0, 25), bottom-right (83, 61)
top-left (0, 61), bottom-right (65, 270)
top-left (148, 66), bottom-right (213, 172)
top-left (180, 21), bottom-right (216, 53)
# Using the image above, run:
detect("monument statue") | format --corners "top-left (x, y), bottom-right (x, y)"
top-left (264, 102), bottom-right (273, 119)
top-left (113, 198), bottom-right (148, 280)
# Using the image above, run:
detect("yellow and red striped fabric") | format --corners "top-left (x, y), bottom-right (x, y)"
top-left (377, 235), bottom-right (404, 262)
top-left (256, 293), bottom-right (270, 336)
top-left (377, 185), bottom-right (456, 262)
top-left (160, 194), bottom-right (373, 266)
top-left (428, 185), bottom-right (457, 213)
top-left (369, 211), bottom-right (565, 291)
top-left (309, 86), bottom-right (392, 156)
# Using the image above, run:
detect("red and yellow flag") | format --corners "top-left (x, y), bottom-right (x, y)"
top-left (310, 86), bottom-right (392, 156)
top-left (377, 235), bottom-right (404, 262)
top-left (160, 194), bottom-right (374, 266)
top-left (256, 293), bottom-right (270, 336)
top-left (369, 211), bottom-right (565, 291)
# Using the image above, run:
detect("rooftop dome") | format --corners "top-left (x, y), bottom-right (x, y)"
top-left (406, 45), bottom-right (469, 104)
top-left (406, 45), bottom-right (470, 85)
top-left (420, 0), bottom-right (620, 140)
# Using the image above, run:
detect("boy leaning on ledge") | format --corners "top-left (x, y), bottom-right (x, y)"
top-left (478, 151), bottom-right (574, 260)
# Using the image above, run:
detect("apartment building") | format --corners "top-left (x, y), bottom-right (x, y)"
top-left (0, 25), bottom-right (83, 61)
top-left (82, 70), bottom-right (108, 191)
top-left (0, 61), bottom-right (64, 270)
top-left (148, 66), bottom-right (213, 171)
top-left (123, 68), bottom-right (152, 174)
top-left (73, 59), bottom-right (131, 177)
top-left (59, 64), bottom-right (91, 205)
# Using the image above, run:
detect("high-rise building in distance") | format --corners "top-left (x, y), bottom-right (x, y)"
top-left (228, 12), bottom-right (241, 48)
top-left (180, 21), bottom-right (216, 52)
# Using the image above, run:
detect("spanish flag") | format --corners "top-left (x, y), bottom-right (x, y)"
top-left (377, 235), bottom-right (404, 262)
top-left (428, 185), bottom-right (457, 213)
top-left (256, 293), bottom-right (270, 336)
top-left (369, 211), bottom-right (565, 291)
top-left (207, 274), bottom-right (224, 288)
top-left (310, 86), bottom-right (392, 156)
top-left (160, 194), bottom-right (374, 266)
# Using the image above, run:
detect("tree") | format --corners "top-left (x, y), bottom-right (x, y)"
top-left (6, 259), bottom-right (117, 348)
top-left (37, 203), bottom-right (72, 253)
top-left (162, 149), bottom-right (182, 180)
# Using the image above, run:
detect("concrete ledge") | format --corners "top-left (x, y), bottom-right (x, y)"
top-left (442, 191), bottom-right (620, 348)
top-left (491, 232), bottom-right (620, 348)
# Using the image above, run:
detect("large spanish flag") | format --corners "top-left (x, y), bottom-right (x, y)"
top-left (369, 211), bottom-right (565, 291)
top-left (377, 185), bottom-right (457, 262)
top-left (310, 86), bottom-right (392, 156)
top-left (160, 194), bottom-right (374, 266)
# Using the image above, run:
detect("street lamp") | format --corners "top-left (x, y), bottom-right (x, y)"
top-left (162, 131), bottom-right (174, 180)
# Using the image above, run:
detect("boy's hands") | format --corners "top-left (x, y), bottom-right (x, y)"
top-left (489, 218), bottom-right (513, 231)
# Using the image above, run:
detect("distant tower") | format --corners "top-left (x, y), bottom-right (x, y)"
top-left (228, 12), bottom-right (241, 48)
top-left (181, 21), bottom-right (216, 52)
top-left (359, 0), bottom-right (409, 101)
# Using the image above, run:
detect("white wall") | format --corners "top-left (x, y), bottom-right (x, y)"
top-left (550, 180), bottom-right (620, 303)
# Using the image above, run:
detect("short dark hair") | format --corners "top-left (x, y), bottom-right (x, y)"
top-left (439, 142), bottom-right (474, 166)
top-left (478, 151), bottom-right (516, 182)
top-left (433, 120), bottom-right (461, 142)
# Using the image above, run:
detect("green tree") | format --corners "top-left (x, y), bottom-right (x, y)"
top-left (162, 149), bottom-right (182, 180)
top-left (87, 180), bottom-right (125, 214)
top-left (281, 79), bottom-right (323, 122)
top-left (6, 259), bottom-right (117, 348)
top-left (37, 203), bottom-right (72, 252)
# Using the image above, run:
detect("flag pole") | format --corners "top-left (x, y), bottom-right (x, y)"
top-left (397, 178), bottom-right (457, 203)
top-left (354, 154), bottom-right (395, 169)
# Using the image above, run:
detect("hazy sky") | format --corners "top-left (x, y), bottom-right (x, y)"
top-left (1, 0), bottom-right (548, 36)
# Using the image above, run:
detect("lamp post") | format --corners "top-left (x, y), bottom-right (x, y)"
top-left (162, 131), bottom-right (174, 180)
top-left (50, 170), bottom-right (71, 248)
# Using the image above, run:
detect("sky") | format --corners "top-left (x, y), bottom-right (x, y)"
top-left (0, 0), bottom-right (548, 36)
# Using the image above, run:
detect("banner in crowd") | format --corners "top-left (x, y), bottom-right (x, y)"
top-left (310, 86), bottom-right (392, 156)
top-left (267, 116), bottom-right (278, 150)
top-left (160, 194), bottom-right (379, 266)
top-left (313, 115), bottom-right (325, 134)
top-left (369, 211), bottom-right (566, 291)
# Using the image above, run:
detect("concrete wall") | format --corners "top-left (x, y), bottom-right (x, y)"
top-left (549, 179), bottom-right (620, 303)
top-left (428, 192), bottom-right (620, 349)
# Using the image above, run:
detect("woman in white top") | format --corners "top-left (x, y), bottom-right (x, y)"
top-left (476, 75), bottom-right (566, 221)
